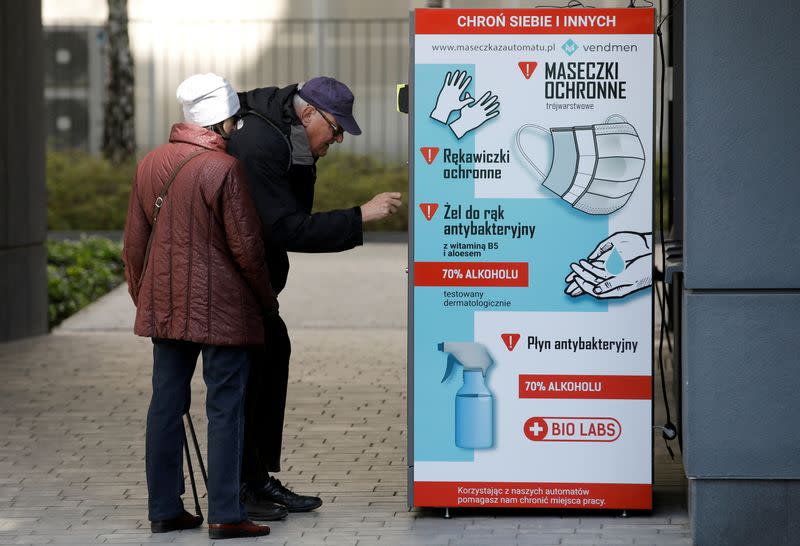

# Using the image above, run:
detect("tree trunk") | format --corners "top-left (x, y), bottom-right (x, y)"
top-left (102, 0), bottom-right (135, 164)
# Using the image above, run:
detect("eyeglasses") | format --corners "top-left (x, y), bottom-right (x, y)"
top-left (314, 107), bottom-right (345, 138)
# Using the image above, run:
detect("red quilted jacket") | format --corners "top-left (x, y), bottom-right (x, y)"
top-left (122, 123), bottom-right (277, 346)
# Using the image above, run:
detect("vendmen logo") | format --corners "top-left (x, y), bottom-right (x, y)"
top-left (562, 39), bottom-right (579, 56)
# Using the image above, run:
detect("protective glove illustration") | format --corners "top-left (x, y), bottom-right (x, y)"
top-left (430, 70), bottom-right (473, 124)
top-left (448, 90), bottom-right (500, 139)
top-left (564, 231), bottom-right (653, 299)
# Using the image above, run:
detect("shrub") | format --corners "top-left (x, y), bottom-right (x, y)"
top-left (47, 150), bottom-right (409, 232)
top-left (315, 152), bottom-right (409, 231)
top-left (47, 237), bottom-right (125, 329)
top-left (47, 151), bottom-right (136, 230)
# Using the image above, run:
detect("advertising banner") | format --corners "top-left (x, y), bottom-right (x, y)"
top-left (409, 8), bottom-right (655, 510)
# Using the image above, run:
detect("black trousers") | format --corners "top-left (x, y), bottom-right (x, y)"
top-left (148, 339), bottom-right (250, 523)
top-left (242, 314), bottom-right (291, 482)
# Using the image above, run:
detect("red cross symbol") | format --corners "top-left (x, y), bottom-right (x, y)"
top-left (524, 417), bottom-right (548, 442)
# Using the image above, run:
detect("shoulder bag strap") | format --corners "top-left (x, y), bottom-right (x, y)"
top-left (137, 149), bottom-right (208, 291)
top-left (243, 110), bottom-right (292, 172)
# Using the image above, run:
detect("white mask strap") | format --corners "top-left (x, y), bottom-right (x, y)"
top-left (515, 124), bottom-right (551, 180)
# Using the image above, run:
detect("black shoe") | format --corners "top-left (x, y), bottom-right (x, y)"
top-left (240, 483), bottom-right (289, 521)
top-left (208, 520), bottom-right (269, 539)
top-left (247, 477), bottom-right (323, 513)
top-left (150, 509), bottom-right (203, 533)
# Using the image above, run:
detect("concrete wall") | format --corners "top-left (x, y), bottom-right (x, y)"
top-left (681, 0), bottom-right (800, 543)
top-left (0, 2), bottom-right (48, 341)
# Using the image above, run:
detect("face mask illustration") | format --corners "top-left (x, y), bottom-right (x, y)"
top-left (515, 115), bottom-right (645, 215)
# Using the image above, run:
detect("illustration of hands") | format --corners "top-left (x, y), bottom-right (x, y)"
top-left (430, 70), bottom-right (473, 123)
top-left (448, 91), bottom-right (500, 139)
top-left (429, 70), bottom-right (500, 139)
top-left (564, 231), bottom-right (653, 300)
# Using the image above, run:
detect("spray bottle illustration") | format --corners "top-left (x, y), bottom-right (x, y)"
top-left (438, 342), bottom-right (495, 449)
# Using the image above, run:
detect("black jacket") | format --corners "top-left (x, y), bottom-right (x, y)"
top-left (227, 84), bottom-right (363, 294)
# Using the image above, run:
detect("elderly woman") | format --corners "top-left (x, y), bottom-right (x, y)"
top-left (122, 73), bottom-right (276, 540)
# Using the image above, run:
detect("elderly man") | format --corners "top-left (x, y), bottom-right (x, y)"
top-left (227, 76), bottom-right (402, 518)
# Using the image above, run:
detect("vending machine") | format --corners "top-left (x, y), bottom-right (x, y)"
top-left (408, 7), bottom-right (655, 511)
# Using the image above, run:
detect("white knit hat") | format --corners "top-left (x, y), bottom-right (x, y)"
top-left (176, 73), bottom-right (240, 127)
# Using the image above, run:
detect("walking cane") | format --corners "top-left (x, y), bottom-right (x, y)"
top-left (181, 418), bottom-right (204, 522)
top-left (184, 412), bottom-right (209, 488)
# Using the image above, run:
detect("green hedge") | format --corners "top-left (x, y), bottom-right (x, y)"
top-left (314, 153), bottom-right (408, 231)
top-left (47, 237), bottom-right (125, 329)
top-left (47, 151), bottom-right (136, 231)
top-left (47, 150), bottom-right (408, 232)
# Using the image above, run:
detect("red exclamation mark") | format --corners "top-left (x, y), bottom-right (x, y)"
top-left (419, 203), bottom-right (439, 221)
top-left (501, 333), bottom-right (521, 351)
top-left (420, 147), bottom-right (440, 165)
top-left (518, 62), bottom-right (538, 80)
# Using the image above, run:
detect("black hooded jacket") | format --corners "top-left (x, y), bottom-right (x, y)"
top-left (227, 84), bottom-right (363, 294)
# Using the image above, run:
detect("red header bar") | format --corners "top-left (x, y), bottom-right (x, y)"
top-left (414, 481), bottom-right (651, 509)
top-left (414, 262), bottom-right (528, 287)
top-left (415, 8), bottom-right (654, 35)
top-left (519, 374), bottom-right (651, 400)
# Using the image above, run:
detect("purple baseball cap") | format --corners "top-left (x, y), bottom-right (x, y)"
top-left (297, 76), bottom-right (362, 136)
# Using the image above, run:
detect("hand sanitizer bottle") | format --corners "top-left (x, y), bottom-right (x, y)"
top-left (455, 368), bottom-right (493, 448)
top-left (438, 342), bottom-right (495, 449)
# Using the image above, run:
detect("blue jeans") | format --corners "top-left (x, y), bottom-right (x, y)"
top-left (146, 339), bottom-right (250, 524)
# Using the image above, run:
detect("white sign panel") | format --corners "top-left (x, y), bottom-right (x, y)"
top-left (410, 8), bottom-right (655, 510)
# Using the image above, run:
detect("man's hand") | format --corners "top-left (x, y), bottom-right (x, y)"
top-left (361, 192), bottom-right (403, 223)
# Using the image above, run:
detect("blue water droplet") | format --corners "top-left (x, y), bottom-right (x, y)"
top-left (605, 247), bottom-right (625, 276)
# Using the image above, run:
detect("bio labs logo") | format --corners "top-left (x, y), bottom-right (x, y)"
top-left (561, 39), bottom-right (579, 56)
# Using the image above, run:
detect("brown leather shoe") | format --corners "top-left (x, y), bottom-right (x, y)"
top-left (150, 510), bottom-right (203, 533)
top-left (208, 520), bottom-right (270, 540)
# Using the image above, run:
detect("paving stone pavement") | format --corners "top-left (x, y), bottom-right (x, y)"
top-left (0, 242), bottom-right (690, 545)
